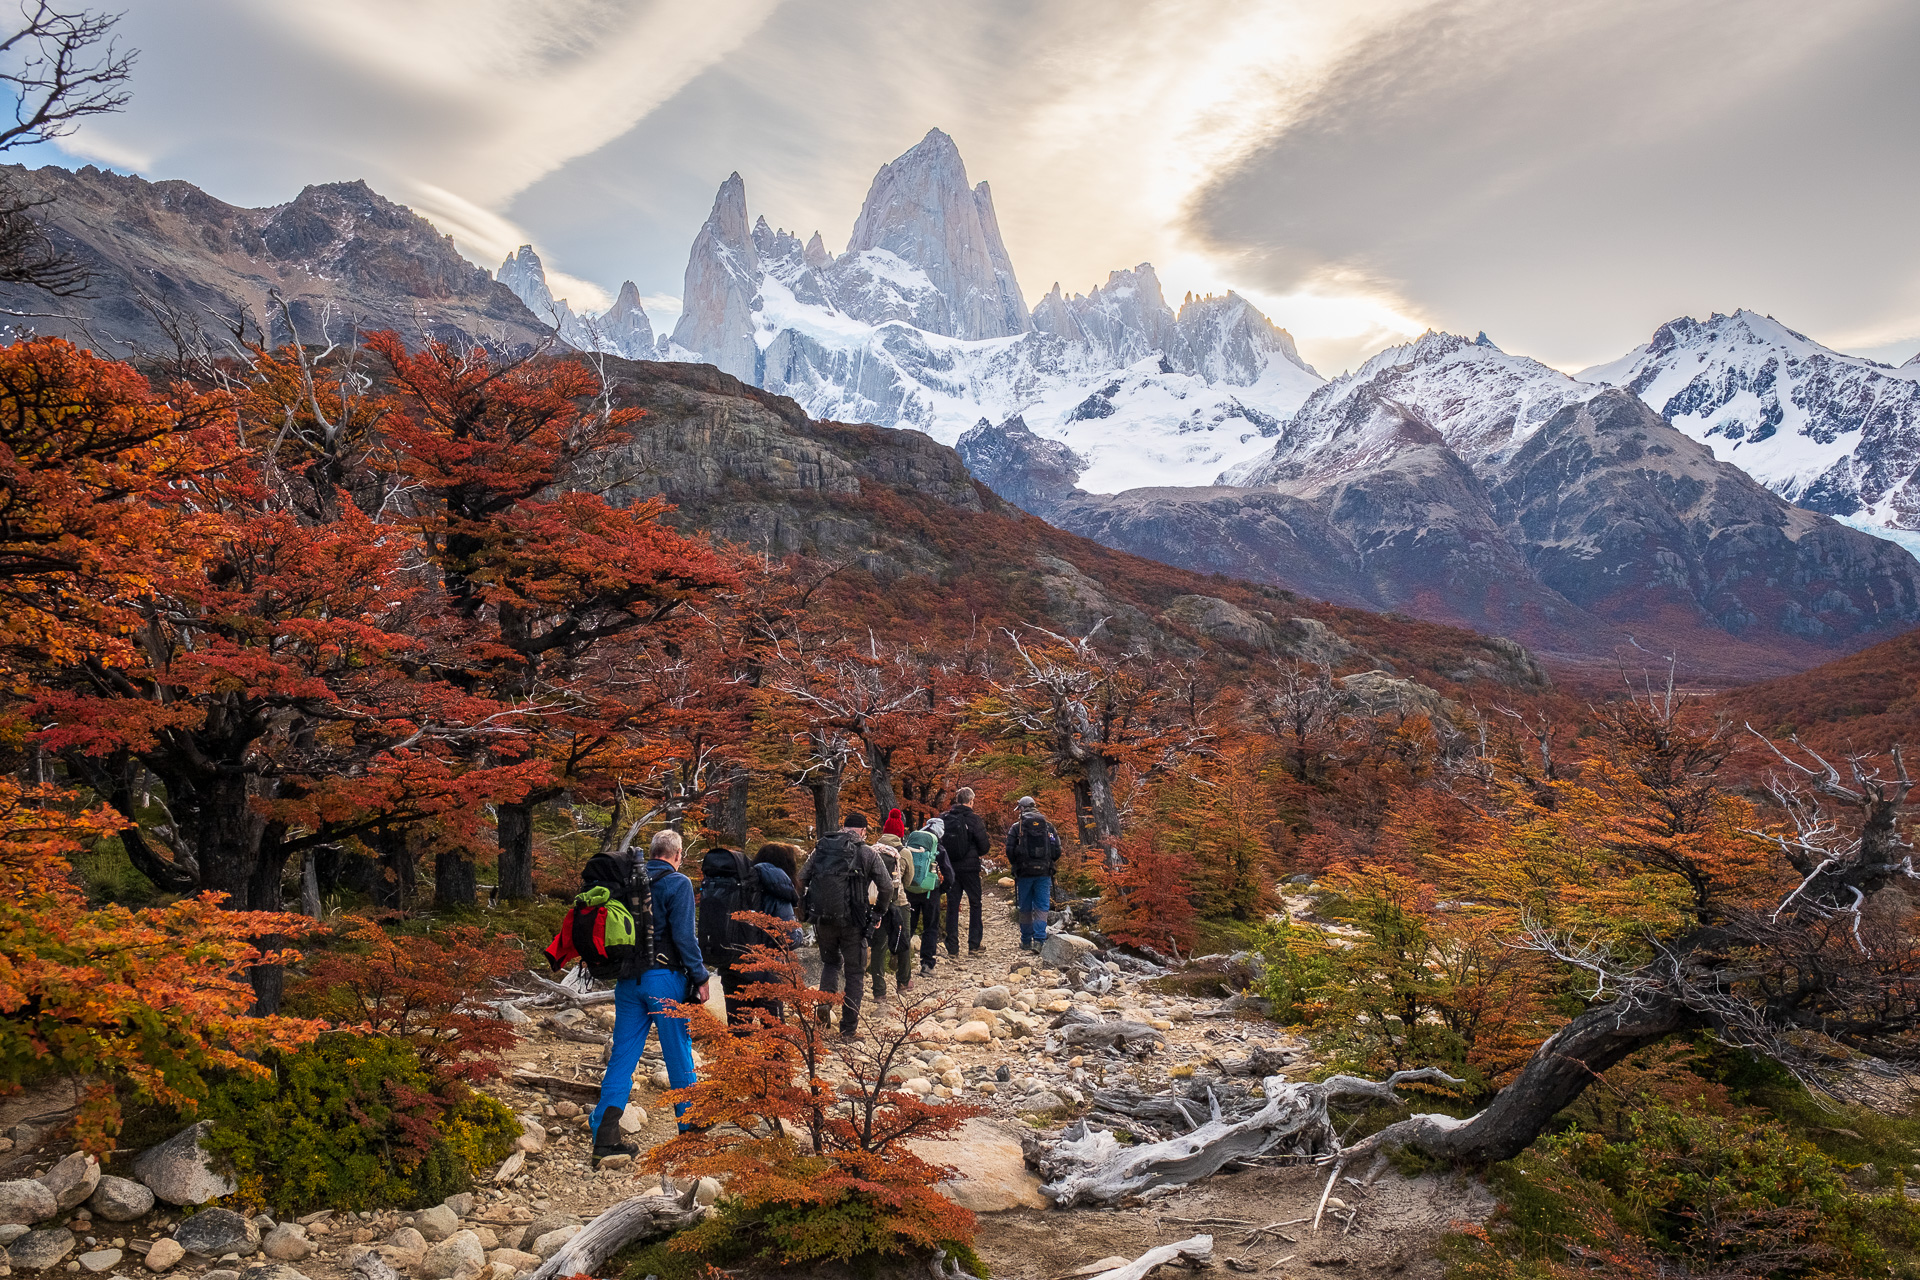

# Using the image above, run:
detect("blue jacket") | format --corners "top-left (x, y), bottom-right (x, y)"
top-left (754, 863), bottom-right (798, 924)
top-left (647, 858), bottom-right (709, 985)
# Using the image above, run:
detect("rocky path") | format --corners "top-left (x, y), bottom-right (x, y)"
top-left (1, 878), bottom-right (1447, 1280)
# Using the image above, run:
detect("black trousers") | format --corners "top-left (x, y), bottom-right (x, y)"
top-left (943, 864), bottom-right (983, 952)
top-left (907, 890), bottom-right (942, 965)
top-left (716, 964), bottom-right (782, 1028)
top-left (815, 920), bottom-right (869, 1031)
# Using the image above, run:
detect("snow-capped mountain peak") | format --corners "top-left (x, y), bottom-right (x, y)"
top-left (1579, 309), bottom-right (1920, 535)
top-left (494, 245), bottom-right (654, 360)
top-left (1225, 329), bottom-right (1595, 485)
top-left (661, 130), bottom-right (1325, 492)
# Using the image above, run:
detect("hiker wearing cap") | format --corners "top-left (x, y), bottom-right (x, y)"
top-left (937, 787), bottom-right (992, 957)
top-left (905, 816), bottom-right (953, 976)
top-left (1005, 797), bottom-right (1063, 953)
top-left (797, 811), bottom-right (896, 1039)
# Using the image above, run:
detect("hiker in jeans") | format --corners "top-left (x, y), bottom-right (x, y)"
top-left (592, 829), bottom-right (709, 1158)
top-left (798, 812), bottom-right (895, 1040)
top-left (1005, 796), bottom-right (1063, 953)
top-left (938, 787), bottom-right (991, 959)
top-left (906, 818), bottom-right (952, 975)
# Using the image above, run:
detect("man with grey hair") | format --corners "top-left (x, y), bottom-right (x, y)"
top-left (590, 827), bottom-right (709, 1159)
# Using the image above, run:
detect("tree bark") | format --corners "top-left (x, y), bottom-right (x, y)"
top-left (373, 825), bottom-right (414, 909)
top-left (300, 849), bottom-right (322, 919)
top-left (1350, 991), bottom-right (1702, 1166)
top-left (194, 768), bottom-right (261, 909)
top-left (809, 780), bottom-right (841, 840)
top-left (722, 769), bottom-right (750, 847)
top-left (496, 801), bottom-right (535, 900)
top-left (1084, 754), bottom-right (1122, 844)
top-left (865, 744), bottom-right (896, 822)
top-left (435, 849), bottom-right (477, 910)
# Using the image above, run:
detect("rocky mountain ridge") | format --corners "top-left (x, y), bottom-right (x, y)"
top-left (658, 128), bottom-right (1325, 494)
top-left (496, 245), bottom-right (654, 360)
top-left (0, 164), bottom-right (551, 354)
top-left (1579, 309), bottom-right (1920, 546)
top-left (961, 332), bottom-right (1920, 682)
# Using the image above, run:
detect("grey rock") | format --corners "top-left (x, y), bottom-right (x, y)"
top-left (412, 1205), bottom-right (457, 1242)
top-left (1038, 933), bottom-right (1098, 968)
top-left (6, 1227), bottom-right (76, 1270)
top-left (486, 1248), bottom-right (541, 1274)
top-left (529, 1227), bottom-right (579, 1261)
top-left (0, 1224), bottom-right (26, 1245)
top-left (76, 1247), bottom-right (121, 1272)
top-left (37, 1155), bottom-right (99, 1213)
top-left (202, 1270), bottom-right (241, 1280)
top-left (0, 1180), bottom-right (56, 1227)
top-left (259, 1226), bottom-right (311, 1262)
top-left (237, 1265), bottom-right (310, 1280)
top-left (418, 1230), bottom-right (483, 1280)
top-left (173, 1209), bottom-right (258, 1257)
top-left (1016, 1091), bottom-right (1066, 1114)
top-left (131, 1122), bottom-right (236, 1207)
top-left (382, 1227), bottom-right (425, 1255)
top-left (439, 1194), bottom-right (473, 1221)
top-left (86, 1176), bottom-right (153, 1222)
top-left (973, 985), bottom-right (1011, 1011)
top-left (518, 1215), bottom-right (572, 1248)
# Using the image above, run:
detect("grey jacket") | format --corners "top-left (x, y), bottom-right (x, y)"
top-left (797, 831), bottom-right (898, 925)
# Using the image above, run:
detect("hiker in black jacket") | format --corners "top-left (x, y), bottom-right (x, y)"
top-left (937, 787), bottom-right (991, 959)
top-left (797, 813), bottom-right (895, 1040)
top-left (1005, 796), bottom-right (1063, 952)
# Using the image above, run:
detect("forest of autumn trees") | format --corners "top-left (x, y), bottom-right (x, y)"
top-left (5, 327), bottom-right (1920, 1181)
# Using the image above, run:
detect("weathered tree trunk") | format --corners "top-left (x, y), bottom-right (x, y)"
top-left (809, 780), bottom-right (841, 839)
top-left (1351, 992), bottom-right (1702, 1166)
top-left (722, 769), bottom-right (750, 847)
top-left (1083, 755), bottom-right (1121, 844)
top-left (522, 1192), bottom-right (706, 1280)
top-left (195, 768), bottom-right (263, 909)
top-left (865, 744), bottom-right (897, 821)
top-left (496, 801), bottom-right (535, 900)
top-left (373, 825), bottom-right (414, 909)
top-left (300, 849), bottom-right (322, 919)
top-left (435, 850), bottom-right (477, 909)
top-left (246, 829), bottom-right (292, 1014)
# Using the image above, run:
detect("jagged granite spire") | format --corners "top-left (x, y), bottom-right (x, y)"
top-left (842, 128), bottom-right (1030, 339)
top-left (670, 172), bottom-right (761, 382)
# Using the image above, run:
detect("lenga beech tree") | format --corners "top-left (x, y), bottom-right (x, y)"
top-left (1351, 688), bottom-right (1920, 1166)
top-left (370, 334), bottom-right (737, 899)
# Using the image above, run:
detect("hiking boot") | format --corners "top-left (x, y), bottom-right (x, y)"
top-left (593, 1107), bottom-right (640, 1161)
top-left (872, 974), bottom-right (887, 1001)
top-left (969, 945), bottom-right (986, 953)
top-left (920, 964), bottom-right (935, 978)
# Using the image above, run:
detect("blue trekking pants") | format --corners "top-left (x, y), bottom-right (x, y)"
top-left (593, 967), bottom-right (697, 1133)
top-left (1016, 875), bottom-right (1053, 946)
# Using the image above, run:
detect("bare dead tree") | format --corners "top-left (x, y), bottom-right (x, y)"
top-left (0, 4), bottom-right (136, 295)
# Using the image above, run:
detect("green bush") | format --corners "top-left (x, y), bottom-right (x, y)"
top-left (1445, 1101), bottom-right (1920, 1280)
top-left (197, 1033), bottom-right (518, 1213)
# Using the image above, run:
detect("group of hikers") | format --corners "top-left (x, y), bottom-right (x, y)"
top-left (544, 787), bottom-right (1065, 1162)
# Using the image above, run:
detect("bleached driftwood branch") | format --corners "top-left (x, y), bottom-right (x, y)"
top-left (522, 1190), bottom-right (707, 1280)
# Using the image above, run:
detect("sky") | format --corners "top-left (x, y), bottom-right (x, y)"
top-left (28, 0), bottom-right (1920, 375)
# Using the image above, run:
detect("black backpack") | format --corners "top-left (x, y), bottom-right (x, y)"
top-left (803, 832), bottom-right (868, 929)
top-left (1010, 813), bottom-right (1057, 877)
top-left (697, 849), bottom-right (766, 969)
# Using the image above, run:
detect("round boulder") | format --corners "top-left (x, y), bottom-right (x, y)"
top-left (38, 1154), bottom-right (99, 1213)
top-left (0, 1179), bottom-right (56, 1227)
top-left (419, 1229), bottom-right (484, 1280)
top-left (131, 1122), bottom-right (236, 1207)
top-left (174, 1207), bottom-right (260, 1258)
top-left (143, 1238), bottom-right (186, 1272)
top-left (87, 1175), bottom-right (155, 1223)
top-left (260, 1224), bottom-right (312, 1262)
top-left (7, 1227), bottom-right (77, 1270)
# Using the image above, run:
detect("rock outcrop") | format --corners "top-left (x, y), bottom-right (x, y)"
top-left (0, 166), bottom-right (550, 355)
top-left (667, 172), bottom-right (761, 383)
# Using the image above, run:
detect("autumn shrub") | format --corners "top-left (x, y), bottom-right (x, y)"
top-left (1443, 1101), bottom-right (1920, 1280)
top-left (1252, 915), bottom-right (1337, 1026)
top-left (1094, 833), bottom-right (1198, 958)
top-left (286, 916), bottom-right (522, 1082)
top-left (0, 779), bottom-right (324, 1153)
top-left (645, 917), bottom-right (985, 1273)
top-left (196, 1032), bottom-right (519, 1212)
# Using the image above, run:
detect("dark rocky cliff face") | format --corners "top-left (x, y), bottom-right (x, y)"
top-left (0, 165), bottom-right (550, 354)
top-left (567, 356), bottom-right (1551, 693)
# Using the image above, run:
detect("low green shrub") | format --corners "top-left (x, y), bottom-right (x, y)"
top-left (197, 1033), bottom-right (518, 1212)
top-left (1444, 1100), bottom-right (1920, 1280)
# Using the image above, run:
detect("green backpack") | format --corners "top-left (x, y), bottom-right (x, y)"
top-left (904, 830), bottom-right (941, 894)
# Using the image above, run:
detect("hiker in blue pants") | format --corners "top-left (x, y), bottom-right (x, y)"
top-left (591, 829), bottom-right (710, 1159)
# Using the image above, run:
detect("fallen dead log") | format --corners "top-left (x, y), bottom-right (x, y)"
top-left (1037, 1069), bottom-right (1462, 1207)
top-left (1088, 1235), bottom-right (1213, 1280)
top-left (545, 1020), bottom-right (612, 1045)
top-left (522, 1189), bottom-right (707, 1280)
top-left (510, 1071), bottom-right (604, 1100)
top-left (520, 970), bottom-right (618, 1006)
